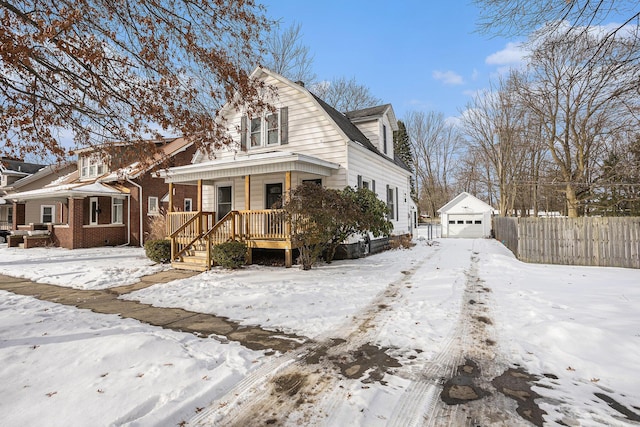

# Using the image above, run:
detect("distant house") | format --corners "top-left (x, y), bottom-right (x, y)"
top-left (6, 138), bottom-right (198, 249)
top-left (0, 158), bottom-right (76, 233)
top-left (163, 67), bottom-right (417, 269)
top-left (438, 192), bottom-right (495, 238)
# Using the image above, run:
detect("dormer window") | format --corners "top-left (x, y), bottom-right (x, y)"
top-left (80, 155), bottom-right (105, 179)
top-left (241, 107), bottom-right (289, 150)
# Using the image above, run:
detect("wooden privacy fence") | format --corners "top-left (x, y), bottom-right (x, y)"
top-left (492, 216), bottom-right (640, 269)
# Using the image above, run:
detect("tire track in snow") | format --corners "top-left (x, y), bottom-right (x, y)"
top-left (386, 241), bottom-right (506, 427)
top-left (189, 244), bottom-right (439, 426)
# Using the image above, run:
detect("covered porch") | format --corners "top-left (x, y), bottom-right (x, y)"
top-left (163, 151), bottom-right (340, 270)
top-left (6, 182), bottom-right (130, 249)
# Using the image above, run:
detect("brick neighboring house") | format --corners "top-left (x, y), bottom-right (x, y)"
top-left (6, 138), bottom-right (198, 249)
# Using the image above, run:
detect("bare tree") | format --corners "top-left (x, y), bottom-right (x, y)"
top-left (261, 22), bottom-right (316, 85)
top-left (1, 0), bottom-right (271, 162)
top-left (454, 145), bottom-right (495, 204)
top-left (474, 0), bottom-right (640, 48)
top-left (404, 110), bottom-right (461, 218)
top-left (461, 72), bottom-right (533, 216)
top-left (517, 25), bottom-right (639, 217)
top-left (310, 77), bottom-right (382, 112)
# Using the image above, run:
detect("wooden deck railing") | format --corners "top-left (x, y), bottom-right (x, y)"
top-left (167, 209), bottom-right (292, 266)
top-left (168, 211), bottom-right (214, 262)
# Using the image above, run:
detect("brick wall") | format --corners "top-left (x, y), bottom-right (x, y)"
top-left (127, 144), bottom-right (199, 245)
top-left (81, 225), bottom-right (127, 247)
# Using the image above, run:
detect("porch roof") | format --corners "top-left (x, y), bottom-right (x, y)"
top-left (6, 182), bottom-right (128, 202)
top-left (160, 151), bottom-right (340, 184)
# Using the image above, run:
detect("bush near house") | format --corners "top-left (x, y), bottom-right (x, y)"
top-left (212, 240), bottom-right (248, 269)
top-left (144, 239), bottom-right (171, 263)
top-left (284, 183), bottom-right (392, 270)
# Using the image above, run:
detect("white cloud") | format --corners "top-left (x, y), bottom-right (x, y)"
top-left (432, 70), bottom-right (464, 86)
top-left (485, 42), bottom-right (528, 66)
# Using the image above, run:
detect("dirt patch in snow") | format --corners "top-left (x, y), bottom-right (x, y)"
top-left (492, 367), bottom-right (546, 427)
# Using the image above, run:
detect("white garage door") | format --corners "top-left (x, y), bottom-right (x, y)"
top-left (447, 214), bottom-right (484, 238)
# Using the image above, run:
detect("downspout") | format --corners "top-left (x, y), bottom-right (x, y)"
top-left (126, 178), bottom-right (144, 247)
top-left (125, 194), bottom-right (131, 246)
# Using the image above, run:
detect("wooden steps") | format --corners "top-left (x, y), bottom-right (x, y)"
top-left (172, 249), bottom-right (210, 271)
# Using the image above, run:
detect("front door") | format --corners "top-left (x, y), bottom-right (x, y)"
top-left (90, 197), bottom-right (99, 225)
top-left (217, 186), bottom-right (232, 221)
top-left (265, 183), bottom-right (283, 236)
top-left (265, 183), bottom-right (283, 209)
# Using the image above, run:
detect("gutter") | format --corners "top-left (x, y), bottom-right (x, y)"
top-left (126, 178), bottom-right (144, 247)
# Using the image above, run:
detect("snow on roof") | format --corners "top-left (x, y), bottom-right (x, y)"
top-left (7, 181), bottom-right (126, 201)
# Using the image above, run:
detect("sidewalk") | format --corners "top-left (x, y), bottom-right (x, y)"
top-left (0, 270), bottom-right (306, 353)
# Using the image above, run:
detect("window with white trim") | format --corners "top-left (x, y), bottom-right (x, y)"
top-left (112, 198), bottom-right (123, 224)
top-left (242, 107), bottom-right (288, 149)
top-left (90, 197), bottom-right (99, 225)
top-left (41, 205), bottom-right (55, 223)
top-left (80, 154), bottom-right (105, 179)
top-left (387, 186), bottom-right (395, 220)
top-left (184, 198), bottom-right (193, 212)
top-left (148, 196), bottom-right (159, 215)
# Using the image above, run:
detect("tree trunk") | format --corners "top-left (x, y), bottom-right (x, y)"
top-left (566, 184), bottom-right (579, 218)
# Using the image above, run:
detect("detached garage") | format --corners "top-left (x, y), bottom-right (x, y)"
top-left (438, 192), bottom-right (495, 238)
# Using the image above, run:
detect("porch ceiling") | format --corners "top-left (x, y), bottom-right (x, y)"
top-left (160, 151), bottom-right (340, 184)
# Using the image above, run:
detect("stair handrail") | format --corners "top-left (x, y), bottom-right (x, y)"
top-left (201, 210), bottom-right (240, 268)
top-left (169, 211), bottom-right (213, 262)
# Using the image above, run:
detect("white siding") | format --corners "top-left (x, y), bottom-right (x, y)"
top-left (439, 193), bottom-right (494, 238)
top-left (196, 73), bottom-right (349, 189)
top-left (192, 70), bottom-right (413, 237)
top-left (348, 143), bottom-right (412, 236)
top-left (351, 114), bottom-right (395, 160)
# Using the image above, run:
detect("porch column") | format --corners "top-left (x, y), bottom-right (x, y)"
top-left (197, 179), bottom-right (203, 211)
top-left (69, 197), bottom-right (84, 249)
top-left (244, 175), bottom-right (251, 260)
top-left (197, 179), bottom-right (203, 234)
top-left (244, 175), bottom-right (251, 210)
top-left (168, 183), bottom-right (174, 213)
top-left (285, 172), bottom-right (292, 248)
top-left (284, 171), bottom-right (291, 203)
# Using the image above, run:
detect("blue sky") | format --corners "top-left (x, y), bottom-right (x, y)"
top-left (259, 0), bottom-right (525, 120)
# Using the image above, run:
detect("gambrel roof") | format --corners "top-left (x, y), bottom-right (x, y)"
top-left (310, 94), bottom-right (410, 173)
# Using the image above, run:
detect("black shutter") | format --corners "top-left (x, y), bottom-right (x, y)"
top-left (396, 186), bottom-right (399, 221)
top-left (280, 107), bottom-right (288, 144)
top-left (372, 180), bottom-right (376, 193)
top-left (357, 175), bottom-right (362, 189)
top-left (240, 116), bottom-right (247, 151)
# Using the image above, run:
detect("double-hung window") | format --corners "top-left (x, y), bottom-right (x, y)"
top-left (148, 196), bottom-right (159, 215)
top-left (112, 198), bottom-right (123, 224)
top-left (250, 117), bottom-right (262, 147)
top-left (41, 205), bottom-right (55, 223)
top-left (242, 107), bottom-right (288, 150)
top-left (386, 185), bottom-right (397, 220)
top-left (266, 113), bottom-right (279, 145)
top-left (80, 155), bottom-right (105, 179)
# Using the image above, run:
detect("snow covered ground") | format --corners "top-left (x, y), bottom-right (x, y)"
top-left (0, 239), bottom-right (639, 426)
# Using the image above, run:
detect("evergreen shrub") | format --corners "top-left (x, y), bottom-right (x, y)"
top-left (212, 240), bottom-right (247, 269)
top-left (144, 239), bottom-right (171, 263)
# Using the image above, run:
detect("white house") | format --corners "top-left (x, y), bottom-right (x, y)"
top-left (438, 192), bottom-right (494, 238)
top-left (163, 67), bottom-right (416, 269)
